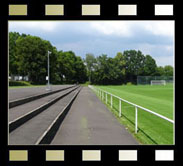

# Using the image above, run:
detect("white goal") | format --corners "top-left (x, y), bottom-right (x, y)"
top-left (150, 80), bottom-right (166, 85)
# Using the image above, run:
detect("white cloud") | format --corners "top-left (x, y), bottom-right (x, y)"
top-left (56, 41), bottom-right (85, 52)
top-left (89, 21), bottom-right (174, 38)
top-left (135, 43), bottom-right (173, 54)
top-left (134, 43), bottom-right (174, 66)
top-left (90, 21), bottom-right (133, 37)
top-left (155, 56), bottom-right (174, 67)
top-left (9, 21), bottom-right (174, 38)
top-left (135, 43), bottom-right (155, 55)
top-left (165, 45), bottom-right (174, 51)
top-left (142, 21), bottom-right (174, 37)
top-left (9, 21), bottom-right (62, 32)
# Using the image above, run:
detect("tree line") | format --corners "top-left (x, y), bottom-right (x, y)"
top-left (85, 52), bottom-right (173, 85)
top-left (9, 32), bottom-right (87, 84)
top-left (9, 32), bottom-right (173, 85)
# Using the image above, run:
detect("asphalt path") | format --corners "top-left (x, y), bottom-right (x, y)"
top-left (51, 87), bottom-right (138, 145)
top-left (9, 85), bottom-right (74, 101)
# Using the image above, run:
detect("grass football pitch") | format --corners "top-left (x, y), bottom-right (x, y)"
top-left (94, 84), bottom-right (174, 145)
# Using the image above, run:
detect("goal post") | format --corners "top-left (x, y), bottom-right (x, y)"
top-left (150, 80), bottom-right (166, 86)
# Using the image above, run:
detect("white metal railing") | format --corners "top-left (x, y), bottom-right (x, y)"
top-left (89, 85), bottom-right (174, 134)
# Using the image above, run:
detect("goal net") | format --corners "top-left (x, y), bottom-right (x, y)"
top-left (151, 80), bottom-right (166, 85)
top-left (137, 76), bottom-right (173, 85)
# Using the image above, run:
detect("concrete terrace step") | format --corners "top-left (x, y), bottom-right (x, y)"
top-left (9, 85), bottom-right (76, 108)
top-left (9, 85), bottom-right (75, 101)
top-left (9, 88), bottom-right (80, 145)
top-left (9, 86), bottom-right (78, 122)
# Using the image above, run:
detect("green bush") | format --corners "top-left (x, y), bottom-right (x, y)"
top-left (9, 81), bottom-right (31, 86)
top-left (80, 81), bottom-right (91, 87)
top-left (85, 81), bottom-right (91, 85)
top-left (126, 82), bottom-right (133, 86)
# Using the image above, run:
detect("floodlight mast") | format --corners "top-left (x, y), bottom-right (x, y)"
top-left (47, 51), bottom-right (51, 90)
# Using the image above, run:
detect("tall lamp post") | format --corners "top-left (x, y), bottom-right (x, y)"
top-left (46, 51), bottom-right (51, 90)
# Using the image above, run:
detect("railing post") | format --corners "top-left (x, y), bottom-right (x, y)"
top-left (135, 106), bottom-right (138, 133)
top-left (111, 95), bottom-right (112, 108)
top-left (119, 99), bottom-right (122, 117)
top-left (102, 91), bottom-right (104, 100)
top-left (106, 93), bottom-right (107, 104)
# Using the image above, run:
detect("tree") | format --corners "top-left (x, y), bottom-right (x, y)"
top-left (16, 35), bottom-right (57, 84)
top-left (164, 65), bottom-right (173, 76)
top-left (123, 50), bottom-right (145, 83)
top-left (85, 54), bottom-right (97, 83)
top-left (9, 32), bottom-right (21, 77)
top-left (155, 66), bottom-right (165, 76)
top-left (91, 54), bottom-right (122, 85)
top-left (143, 55), bottom-right (157, 76)
top-left (58, 51), bottom-right (77, 83)
top-left (49, 47), bottom-right (61, 84)
top-left (74, 56), bottom-right (87, 83)
top-left (57, 51), bottom-right (87, 84)
top-left (114, 52), bottom-right (126, 83)
top-left (155, 65), bottom-right (173, 76)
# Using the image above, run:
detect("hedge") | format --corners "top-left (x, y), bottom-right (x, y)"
top-left (9, 81), bottom-right (32, 86)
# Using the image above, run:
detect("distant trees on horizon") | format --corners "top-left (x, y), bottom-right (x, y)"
top-left (85, 51), bottom-right (173, 85)
top-left (9, 32), bottom-right (173, 85)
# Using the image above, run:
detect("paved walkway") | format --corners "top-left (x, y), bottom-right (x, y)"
top-left (51, 87), bottom-right (138, 145)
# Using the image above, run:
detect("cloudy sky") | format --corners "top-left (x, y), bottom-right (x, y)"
top-left (9, 21), bottom-right (174, 66)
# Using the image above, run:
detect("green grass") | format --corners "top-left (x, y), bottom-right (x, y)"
top-left (94, 84), bottom-right (174, 145)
